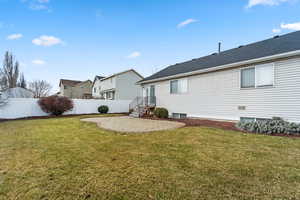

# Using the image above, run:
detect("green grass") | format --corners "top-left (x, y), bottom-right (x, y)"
top-left (0, 115), bottom-right (299, 200)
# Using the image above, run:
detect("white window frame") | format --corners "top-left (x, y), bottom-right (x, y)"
top-left (240, 63), bottom-right (275, 89)
top-left (169, 78), bottom-right (188, 94)
top-left (255, 63), bottom-right (275, 87)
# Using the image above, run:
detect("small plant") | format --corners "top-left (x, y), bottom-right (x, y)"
top-left (236, 117), bottom-right (300, 135)
top-left (154, 107), bottom-right (169, 119)
top-left (98, 105), bottom-right (109, 114)
top-left (38, 95), bottom-right (74, 116)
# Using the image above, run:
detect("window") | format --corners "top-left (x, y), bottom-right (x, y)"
top-left (241, 67), bottom-right (255, 88)
top-left (94, 88), bottom-right (96, 93)
top-left (240, 117), bottom-right (255, 123)
top-left (172, 113), bottom-right (187, 119)
top-left (241, 63), bottom-right (274, 88)
top-left (170, 80), bottom-right (178, 94)
top-left (170, 79), bottom-right (188, 94)
top-left (256, 118), bottom-right (270, 122)
top-left (240, 117), bottom-right (270, 123)
top-left (256, 64), bottom-right (274, 87)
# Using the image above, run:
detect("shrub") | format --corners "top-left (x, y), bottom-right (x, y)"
top-left (154, 107), bottom-right (169, 119)
top-left (236, 117), bottom-right (300, 136)
top-left (98, 105), bottom-right (109, 114)
top-left (38, 95), bottom-right (74, 116)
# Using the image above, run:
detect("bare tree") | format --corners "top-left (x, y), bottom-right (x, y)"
top-left (0, 51), bottom-right (20, 89)
top-left (29, 80), bottom-right (52, 98)
top-left (18, 73), bottom-right (27, 89)
top-left (0, 92), bottom-right (9, 107)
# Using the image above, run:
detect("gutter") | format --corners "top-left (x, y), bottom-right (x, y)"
top-left (138, 50), bottom-right (300, 84)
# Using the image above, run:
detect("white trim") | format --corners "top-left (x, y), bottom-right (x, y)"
top-left (255, 63), bottom-right (275, 88)
top-left (139, 50), bottom-right (300, 84)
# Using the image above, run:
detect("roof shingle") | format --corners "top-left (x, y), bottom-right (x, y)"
top-left (142, 31), bottom-right (300, 82)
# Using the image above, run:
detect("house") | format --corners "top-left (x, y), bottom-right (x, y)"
top-left (92, 69), bottom-right (143, 100)
top-left (91, 75), bottom-right (105, 98)
top-left (0, 87), bottom-right (34, 98)
top-left (59, 79), bottom-right (93, 99)
top-left (138, 31), bottom-right (300, 122)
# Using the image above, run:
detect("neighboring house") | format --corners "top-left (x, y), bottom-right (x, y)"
top-left (91, 75), bottom-right (105, 98)
top-left (0, 87), bottom-right (34, 98)
top-left (92, 69), bottom-right (143, 100)
top-left (59, 79), bottom-right (93, 99)
top-left (138, 31), bottom-right (300, 122)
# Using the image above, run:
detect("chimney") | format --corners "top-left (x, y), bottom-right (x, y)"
top-left (218, 42), bottom-right (221, 54)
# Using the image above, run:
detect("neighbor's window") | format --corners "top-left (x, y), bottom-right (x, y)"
top-left (170, 79), bottom-right (188, 94)
top-left (94, 88), bottom-right (96, 93)
top-left (241, 67), bottom-right (255, 88)
top-left (256, 64), bottom-right (274, 87)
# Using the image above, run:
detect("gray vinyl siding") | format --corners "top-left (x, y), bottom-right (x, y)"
top-left (142, 57), bottom-right (300, 122)
top-left (115, 71), bottom-right (142, 100)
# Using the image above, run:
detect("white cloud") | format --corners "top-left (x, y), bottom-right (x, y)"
top-left (281, 22), bottom-right (300, 30)
top-left (246, 0), bottom-right (292, 8)
top-left (7, 33), bottom-right (23, 40)
top-left (272, 28), bottom-right (282, 33)
top-left (127, 51), bottom-right (141, 58)
top-left (177, 18), bottom-right (197, 28)
top-left (32, 35), bottom-right (63, 47)
top-left (22, 0), bottom-right (51, 11)
top-left (32, 59), bottom-right (46, 65)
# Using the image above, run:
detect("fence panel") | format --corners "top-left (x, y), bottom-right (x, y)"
top-left (0, 98), bottom-right (130, 119)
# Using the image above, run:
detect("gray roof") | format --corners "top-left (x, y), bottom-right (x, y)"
top-left (142, 31), bottom-right (300, 82)
top-left (95, 75), bottom-right (105, 80)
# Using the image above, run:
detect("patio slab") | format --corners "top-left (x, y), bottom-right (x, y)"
top-left (81, 116), bottom-right (185, 133)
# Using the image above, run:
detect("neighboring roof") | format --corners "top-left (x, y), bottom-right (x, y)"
top-left (141, 30), bottom-right (300, 83)
top-left (76, 80), bottom-right (92, 87)
top-left (1, 87), bottom-right (34, 98)
top-left (59, 79), bottom-right (82, 87)
top-left (95, 75), bottom-right (105, 80)
top-left (100, 69), bottom-right (144, 81)
top-left (93, 75), bottom-right (106, 85)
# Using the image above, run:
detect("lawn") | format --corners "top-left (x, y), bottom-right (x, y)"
top-left (0, 115), bottom-right (299, 200)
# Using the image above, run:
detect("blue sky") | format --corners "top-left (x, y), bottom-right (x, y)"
top-left (0, 0), bottom-right (300, 92)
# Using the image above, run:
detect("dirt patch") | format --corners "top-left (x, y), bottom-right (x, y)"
top-left (142, 116), bottom-right (239, 131)
top-left (142, 117), bottom-right (300, 138)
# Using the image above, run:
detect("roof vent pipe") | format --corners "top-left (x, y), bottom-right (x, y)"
top-left (218, 42), bottom-right (221, 54)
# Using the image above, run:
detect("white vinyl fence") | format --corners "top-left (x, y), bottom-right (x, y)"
top-left (0, 98), bottom-right (130, 119)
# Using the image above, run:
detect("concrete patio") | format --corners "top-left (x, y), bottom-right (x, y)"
top-left (81, 116), bottom-right (185, 133)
